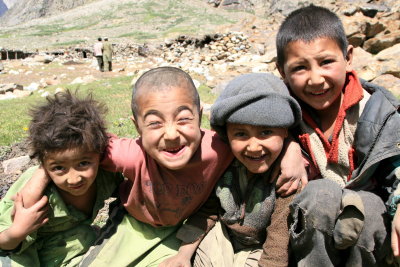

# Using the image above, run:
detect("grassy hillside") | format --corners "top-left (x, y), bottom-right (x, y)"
top-left (0, 0), bottom-right (248, 50)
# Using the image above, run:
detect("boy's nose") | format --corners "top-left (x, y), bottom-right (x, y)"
top-left (308, 68), bottom-right (325, 86)
top-left (67, 171), bottom-right (83, 185)
top-left (164, 124), bottom-right (179, 140)
top-left (247, 138), bottom-right (262, 151)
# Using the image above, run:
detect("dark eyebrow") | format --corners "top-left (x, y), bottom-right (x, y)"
top-left (143, 110), bottom-right (163, 121)
top-left (175, 105), bottom-right (193, 116)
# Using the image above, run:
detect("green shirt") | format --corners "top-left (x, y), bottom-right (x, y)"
top-left (0, 166), bottom-right (122, 267)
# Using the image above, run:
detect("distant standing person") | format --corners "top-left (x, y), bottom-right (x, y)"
top-left (103, 37), bottom-right (113, 72)
top-left (93, 37), bottom-right (104, 72)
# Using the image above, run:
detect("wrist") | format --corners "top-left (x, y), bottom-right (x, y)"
top-left (7, 225), bottom-right (28, 241)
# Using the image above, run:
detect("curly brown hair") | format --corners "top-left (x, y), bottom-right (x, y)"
top-left (28, 90), bottom-right (108, 163)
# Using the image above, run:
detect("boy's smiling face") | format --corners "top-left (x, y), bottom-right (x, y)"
top-left (279, 37), bottom-right (353, 113)
top-left (133, 85), bottom-right (202, 170)
top-left (227, 123), bottom-right (287, 176)
top-left (43, 147), bottom-right (99, 198)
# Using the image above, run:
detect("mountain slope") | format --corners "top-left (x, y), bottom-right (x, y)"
top-left (0, 0), bottom-right (7, 17)
top-left (0, 0), bottom-right (92, 26)
top-left (0, 0), bottom-right (251, 50)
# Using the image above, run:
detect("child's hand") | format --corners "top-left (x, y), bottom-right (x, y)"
top-left (10, 193), bottom-right (49, 238)
top-left (158, 240), bottom-right (201, 267)
top-left (0, 193), bottom-right (48, 250)
top-left (271, 139), bottom-right (308, 196)
top-left (158, 254), bottom-right (191, 267)
top-left (391, 205), bottom-right (400, 257)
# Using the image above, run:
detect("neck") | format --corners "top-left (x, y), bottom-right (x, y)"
top-left (315, 93), bottom-right (343, 139)
top-left (59, 183), bottom-right (96, 216)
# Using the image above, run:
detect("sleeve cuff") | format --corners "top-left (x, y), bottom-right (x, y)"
top-left (388, 195), bottom-right (400, 217)
top-left (176, 224), bottom-right (205, 243)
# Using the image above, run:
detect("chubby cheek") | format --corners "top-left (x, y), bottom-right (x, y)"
top-left (141, 130), bottom-right (161, 150)
top-left (229, 140), bottom-right (245, 159)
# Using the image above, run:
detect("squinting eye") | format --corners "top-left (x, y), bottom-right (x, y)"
top-left (233, 132), bottom-right (246, 137)
top-left (292, 65), bottom-right (305, 72)
top-left (79, 161), bottom-right (91, 167)
top-left (147, 121), bottom-right (161, 128)
top-left (178, 117), bottom-right (193, 124)
top-left (261, 130), bottom-right (272, 136)
top-left (321, 59), bottom-right (334, 65)
top-left (52, 166), bottom-right (65, 172)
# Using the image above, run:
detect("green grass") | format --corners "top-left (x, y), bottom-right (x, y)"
top-left (118, 31), bottom-right (158, 40)
top-left (53, 40), bottom-right (86, 46)
top-left (27, 20), bottom-right (99, 37)
top-left (0, 76), bottom-right (136, 146)
top-left (0, 75), bottom-right (214, 147)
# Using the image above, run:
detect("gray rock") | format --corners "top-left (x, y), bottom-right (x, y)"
top-left (2, 155), bottom-right (30, 174)
top-left (363, 31), bottom-right (400, 54)
top-left (372, 74), bottom-right (400, 97)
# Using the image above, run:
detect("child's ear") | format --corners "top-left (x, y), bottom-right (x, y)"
top-left (198, 106), bottom-right (203, 126)
top-left (345, 45), bottom-right (354, 72)
top-left (276, 63), bottom-right (287, 82)
top-left (130, 116), bottom-right (142, 135)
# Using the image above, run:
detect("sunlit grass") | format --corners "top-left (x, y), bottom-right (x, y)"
top-left (0, 74), bottom-right (214, 147)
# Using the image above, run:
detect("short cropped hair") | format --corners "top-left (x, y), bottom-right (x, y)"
top-left (28, 90), bottom-right (108, 163)
top-left (98, 37), bottom-right (102, 41)
top-left (276, 5), bottom-right (348, 69)
top-left (131, 66), bottom-right (200, 119)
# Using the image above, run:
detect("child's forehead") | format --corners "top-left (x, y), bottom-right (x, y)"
top-left (284, 37), bottom-right (343, 58)
top-left (43, 147), bottom-right (98, 162)
top-left (138, 83), bottom-right (192, 95)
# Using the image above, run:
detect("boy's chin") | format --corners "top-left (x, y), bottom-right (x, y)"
top-left (158, 159), bottom-right (191, 170)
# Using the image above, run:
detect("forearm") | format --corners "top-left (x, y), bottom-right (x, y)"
top-left (0, 227), bottom-right (26, 251)
top-left (18, 167), bottom-right (49, 208)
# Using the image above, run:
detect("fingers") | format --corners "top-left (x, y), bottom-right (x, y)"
top-left (14, 193), bottom-right (23, 209)
top-left (32, 195), bottom-right (48, 211)
top-left (300, 176), bottom-right (308, 190)
top-left (276, 178), bottom-right (299, 196)
top-left (276, 177), bottom-right (292, 195)
top-left (391, 227), bottom-right (400, 256)
top-left (284, 178), bottom-right (300, 196)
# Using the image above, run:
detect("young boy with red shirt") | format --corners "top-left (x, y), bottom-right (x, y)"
top-left (276, 5), bottom-right (400, 266)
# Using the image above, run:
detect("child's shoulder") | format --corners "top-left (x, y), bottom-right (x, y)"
top-left (360, 79), bottom-right (400, 107)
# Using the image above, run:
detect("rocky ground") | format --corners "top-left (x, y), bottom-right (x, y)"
top-left (0, 140), bottom-right (37, 198)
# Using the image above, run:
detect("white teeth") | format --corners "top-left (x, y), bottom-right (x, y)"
top-left (165, 146), bottom-right (183, 153)
top-left (310, 89), bottom-right (328, 95)
top-left (247, 155), bottom-right (265, 160)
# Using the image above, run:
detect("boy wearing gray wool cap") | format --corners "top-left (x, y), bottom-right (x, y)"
top-left (173, 73), bottom-right (304, 267)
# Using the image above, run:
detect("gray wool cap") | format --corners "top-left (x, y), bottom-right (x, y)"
top-left (210, 73), bottom-right (302, 140)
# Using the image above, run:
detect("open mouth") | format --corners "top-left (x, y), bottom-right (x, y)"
top-left (163, 145), bottom-right (185, 156)
top-left (245, 154), bottom-right (267, 161)
top-left (310, 89), bottom-right (328, 96)
top-left (69, 184), bottom-right (84, 189)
